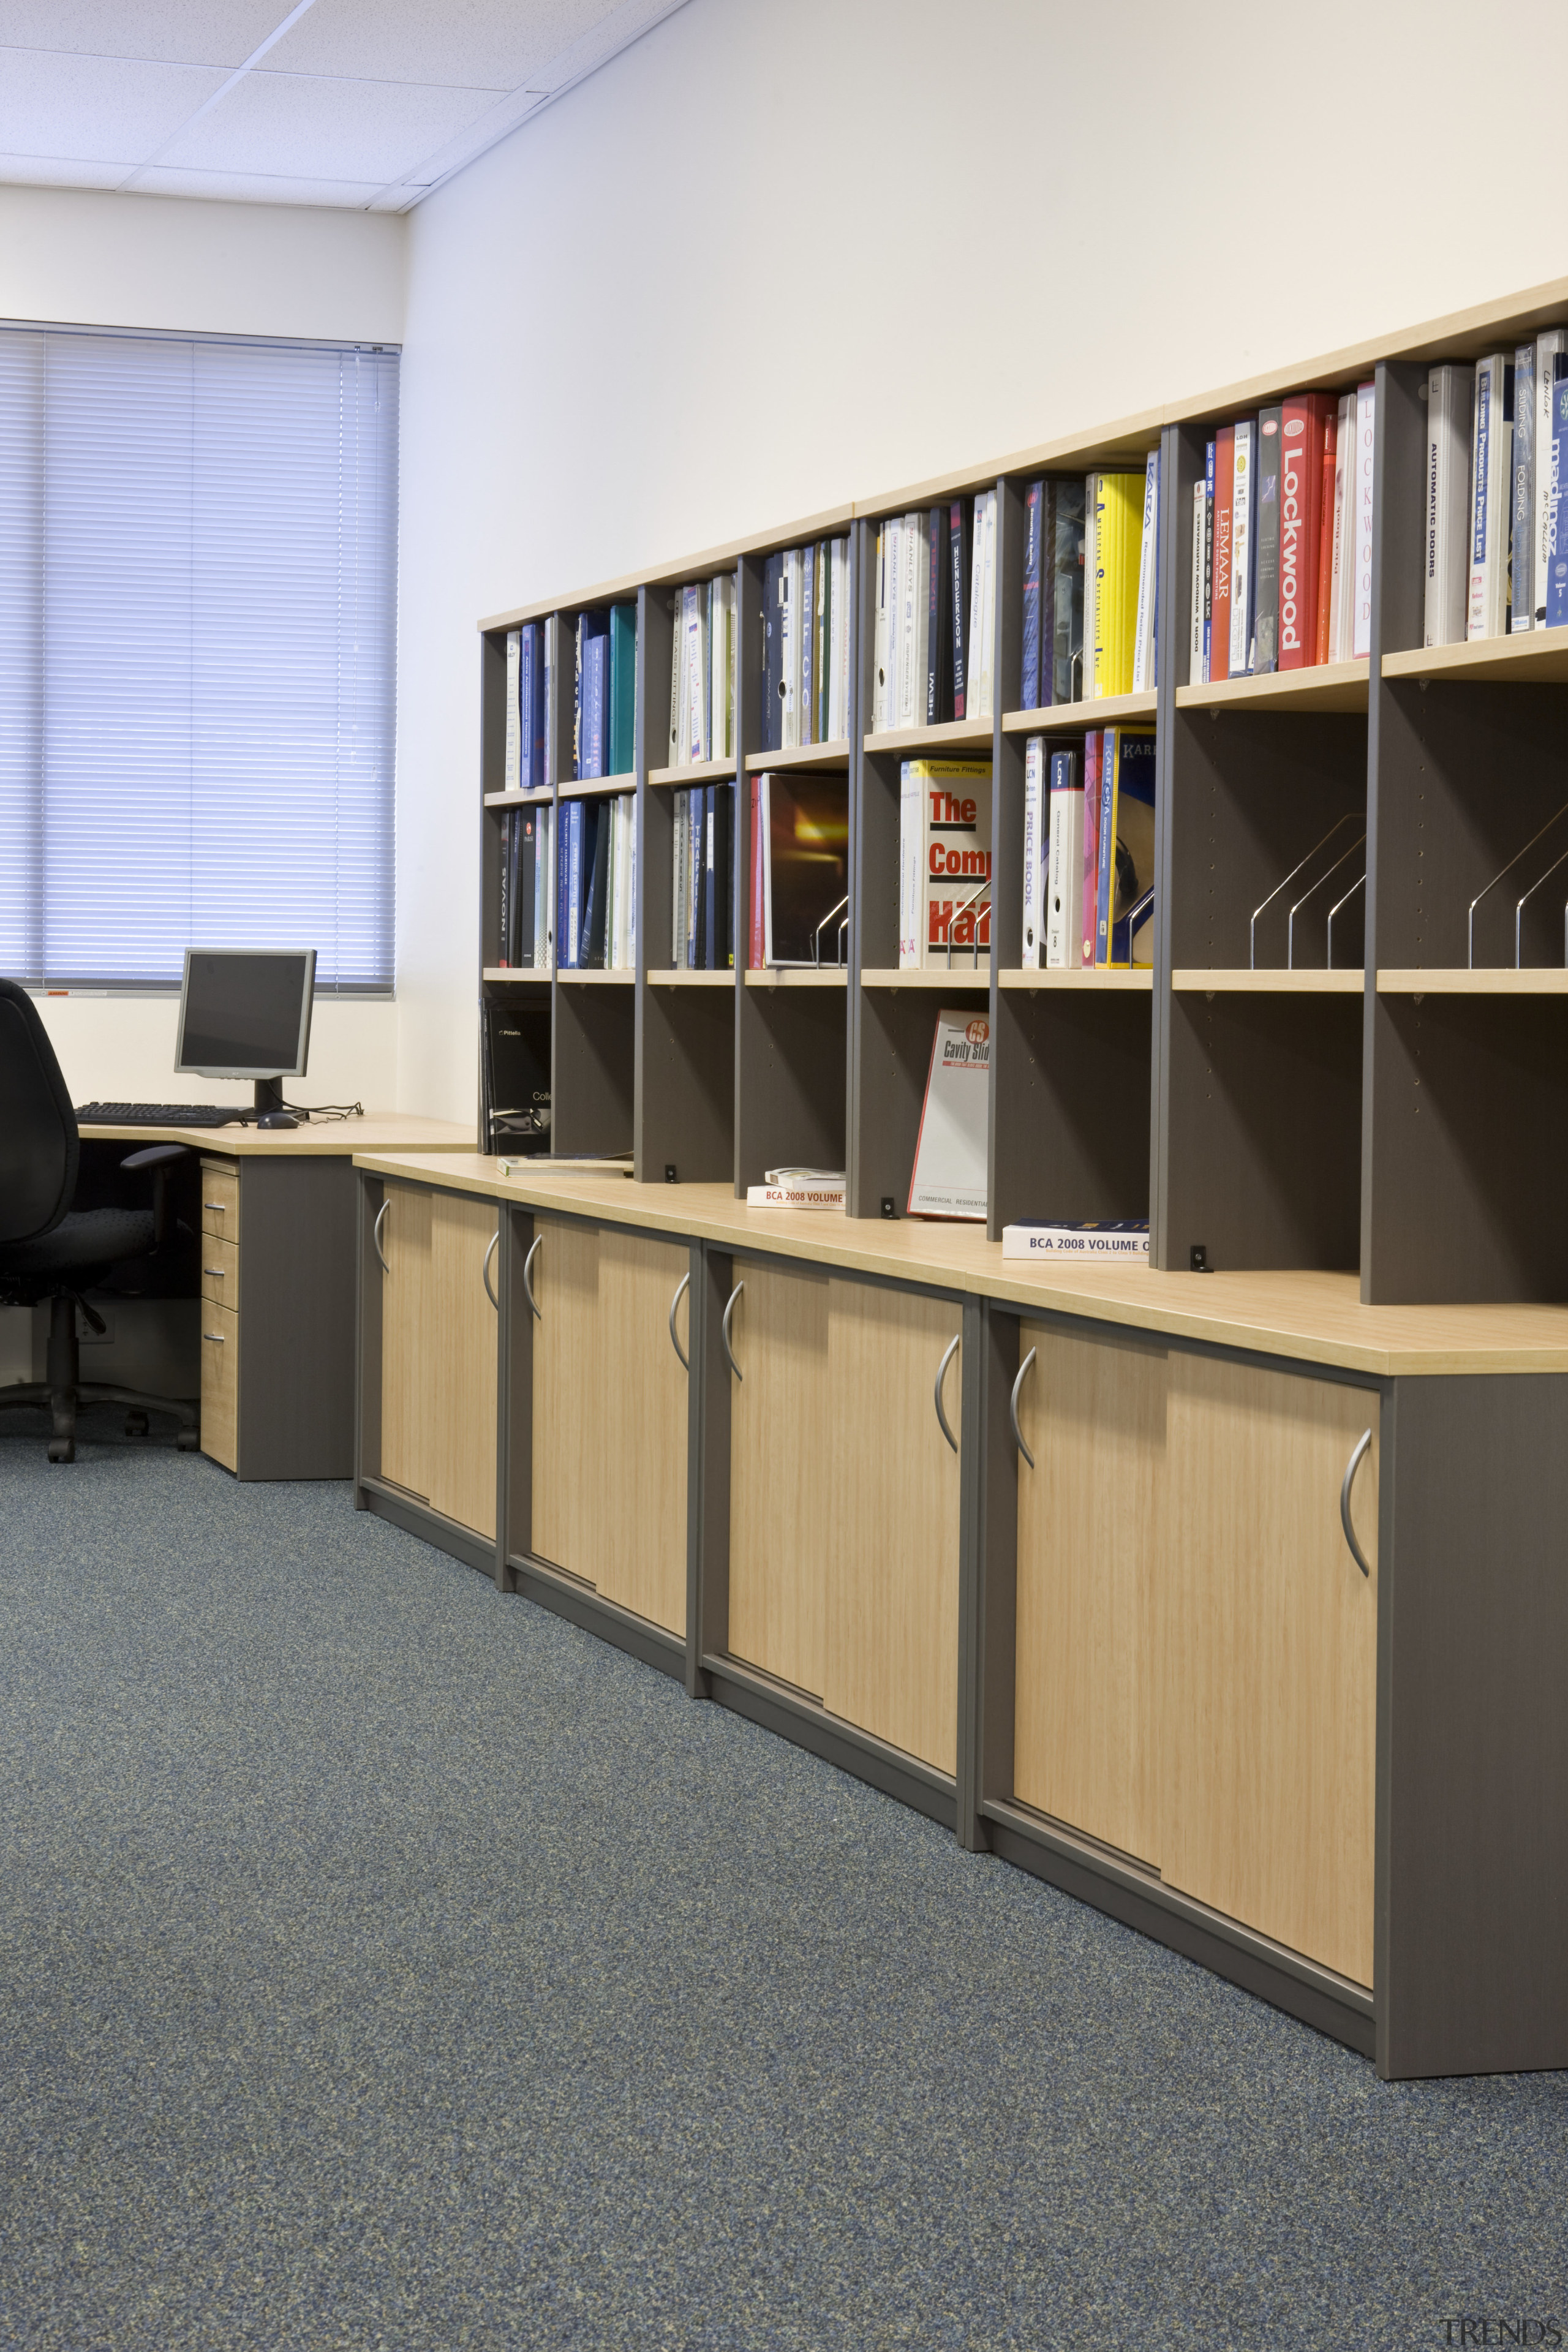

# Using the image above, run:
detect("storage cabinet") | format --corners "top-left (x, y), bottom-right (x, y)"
top-left (725, 1267), bottom-right (963, 1774)
top-left (726, 1259), bottom-right (832, 1697)
top-left (375, 1182), bottom-right (499, 1540)
top-left (1161, 1355), bottom-right (1378, 1987)
top-left (529, 1213), bottom-right (688, 1637)
top-left (1012, 1324), bottom-right (1167, 1869)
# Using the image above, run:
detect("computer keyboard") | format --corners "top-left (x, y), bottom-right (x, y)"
top-left (75, 1101), bottom-right (240, 1129)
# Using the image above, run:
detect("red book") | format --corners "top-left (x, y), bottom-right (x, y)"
top-left (1080, 731), bottom-right (1101, 968)
top-left (1314, 404), bottom-right (1338, 664)
top-left (1280, 392), bottom-right (1331, 668)
top-left (1209, 426), bottom-right (1235, 682)
top-left (748, 775), bottom-right (764, 967)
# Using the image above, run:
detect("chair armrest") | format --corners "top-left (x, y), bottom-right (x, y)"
top-left (119, 1143), bottom-right (190, 1172)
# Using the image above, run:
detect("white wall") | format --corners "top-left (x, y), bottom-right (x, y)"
top-left (2, 186), bottom-right (405, 1111)
top-left (393, 0), bottom-right (1568, 1120)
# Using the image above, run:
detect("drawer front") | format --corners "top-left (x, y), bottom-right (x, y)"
top-left (200, 1161), bottom-right (239, 1246)
top-left (200, 1299), bottom-right (239, 1472)
top-left (200, 1235), bottom-right (239, 1311)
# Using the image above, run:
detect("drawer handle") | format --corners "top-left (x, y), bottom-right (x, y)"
top-left (1009, 1346), bottom-right (1036, 1469)
top-left (933, 1333), bottom-right (960, 1454)
top-left (522, 1233), bottom-right (543, 1320)
top-left (481, 1229), bottom-right (500, 1310)
top-left (721, 1280), bottom-right (744, 1381)
top-left (1340, 1428), bottom-right (1373, 1578)
top-left (202, 1331), bottom-right (225, 1344)
top-left (372, 1198), bottom-right (390, 1275)
top-left (203, 1266), bottom-right (224, 1280)
top-left (668, 1270), bottom-right (690, 1371)
top-left (203, 1200), bottom-right (229, 1213)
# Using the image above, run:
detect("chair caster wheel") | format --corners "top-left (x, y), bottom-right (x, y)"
top-left (47, 1439), bottom-right (75, 1463)
top-left (176, 1429), bottom-right (201, 1453)
top-left (125, 1411), bottom-right (149, 1438)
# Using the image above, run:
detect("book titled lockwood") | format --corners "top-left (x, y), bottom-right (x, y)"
top-left (1002, 1219), bottom-right (1150, 1261)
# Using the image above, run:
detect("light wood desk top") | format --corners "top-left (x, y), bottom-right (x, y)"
top-left (83, 1113), bottom-right (475, 1158)
top-left (350, 1154), bottom-right (1568, 1379)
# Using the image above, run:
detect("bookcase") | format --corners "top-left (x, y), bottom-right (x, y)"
top-left (480, 273), bottom-right (1568, 1305)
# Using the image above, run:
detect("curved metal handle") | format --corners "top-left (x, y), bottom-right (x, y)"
top-left (372, 1197), bottom-right (390, 1275)
top-left (1009, 1346), bottom-right (1036, 1468)
top-left (721, 1281), bottom-right (744, 1381)
top-left (522, 1233), bottom-right (543, 1321)
top-left (1340, 1428), bottom-right (1373, 1578)
top-left (668, 1270), bottom-right (690, 1371)
top-left (933, 1333), bottom-right (960, 1453)
top-left (481, 1228), bottom-right (499, 1310)
top-left (202, 1330), bottom-right (225, 1344)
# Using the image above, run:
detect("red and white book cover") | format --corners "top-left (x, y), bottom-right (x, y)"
top-left (1208, 425), bottom-right (1235, 681)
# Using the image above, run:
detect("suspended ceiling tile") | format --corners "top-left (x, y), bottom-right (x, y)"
top-left (0, 149), bottom-right (135, 189)
top-left (159, 67), bottom-right (508, 184)
top-left (134, 163), bottom-right (389, 207)
top-left (0, 1), bottom-right (285, 67)
top-left (0, 50), bottom-right (228, 161)
top-left (262, 0), bottom-right (615, 90)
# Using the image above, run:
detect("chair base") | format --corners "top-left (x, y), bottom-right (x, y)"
top-left (0, 1379), bottom-right (200, 1464)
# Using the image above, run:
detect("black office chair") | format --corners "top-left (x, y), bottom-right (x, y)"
top-left (0, 978), bottom-right (200, 1463)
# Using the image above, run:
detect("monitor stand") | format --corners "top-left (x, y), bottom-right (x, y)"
top-left (252, 1076), bottom-right (298, 1132)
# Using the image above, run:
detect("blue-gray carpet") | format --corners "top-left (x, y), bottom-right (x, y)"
top-left (1, 1409), bottom-right (1564, 2351)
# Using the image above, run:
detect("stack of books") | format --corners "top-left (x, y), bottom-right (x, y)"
top-left (1020, 731), bottom-right (1155, 971)
top-left (503, 618), bottom-right (552, 791)
top-left (760, 539), bottom-right (851, 753)
top-left (557, 796), bottom-right (635, 970)
top-left (668, 576), bottom-right (737, 764)
top-left (1189, 387), bottom-right (1375, 682)
top-left (496, 803), bottom-right (554, 970)
top-left (1424, 337), bottom-right (1568, 643)
top-left (871, 496), bottom-right (995, 731)
top-left (573, 604), bottom-right (636, 780)
top-left (670, 783), bottom-right (734, 970)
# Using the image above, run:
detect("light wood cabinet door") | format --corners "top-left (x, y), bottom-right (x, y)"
top-left (1013, 1325), bottom-right (1167, 1868)
top-left (530, 1216), bottom-right (602, 1583)
top-left (1162, 1354), bottom-right (1379, 1987)
top-left (427, 1192), bottom-right (499, 1540)
top-left (200, 1299), bottom-right (238, 1474)
top-left (727, 1259), bottom-right (832, 1698)
top-left (595, 1229), bottom-right (689, 1637)
top-left (379, 1183), bottom-right (431, 1501)
top-left (823, 1281), bottom-right (963, 1776)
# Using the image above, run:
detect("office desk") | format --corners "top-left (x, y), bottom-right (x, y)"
top-left (80, 1115), bottom-right (473, 1479)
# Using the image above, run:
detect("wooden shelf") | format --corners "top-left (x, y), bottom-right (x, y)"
top-left (1376, 968), bottom-right (1568, 995)
top-left (745, 967), bottom-right (848, 988)
top-left (1003, 692), bottom-right (1157, 734)
top-left (1381, 632), bottom-right (1568, 688)
top-left (864, 715), bottom-right (993, 757)
top-left (646, 968), bottom-right (735, 986)
top-left (481, 967), bottom-right (552, 984)
top-left (1176, 660), bottom-right (1369, 716)
top-left (743, 739), bottom-right (851, 773)
top-left (649, 758), bottom-right (737, 787)
top-left (998, 967), bottom-right (1152, 991)
top-left (557, 968), bottom-right (634, 984)
top-left (559, 772), bottom-right (636, 800)
top-left (483, 786), bottom-right (554, 808)
top-left (1173, 968), bottom-right (1364, 994)
top-left (861, 965), bottom-right (991, 990)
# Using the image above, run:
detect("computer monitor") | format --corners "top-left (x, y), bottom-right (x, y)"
top-left (176, 949), bottom-right (315, 1121)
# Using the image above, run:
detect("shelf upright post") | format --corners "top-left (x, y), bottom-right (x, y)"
top-left (846, 513), bottom-right (877, 1216)
top-left (733, 551), bottom-right (766, 1194)
top-left (1149, 421), bottom-right (1197, 1267)
top-left (987, 475), bottom-right (1025, 1240)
